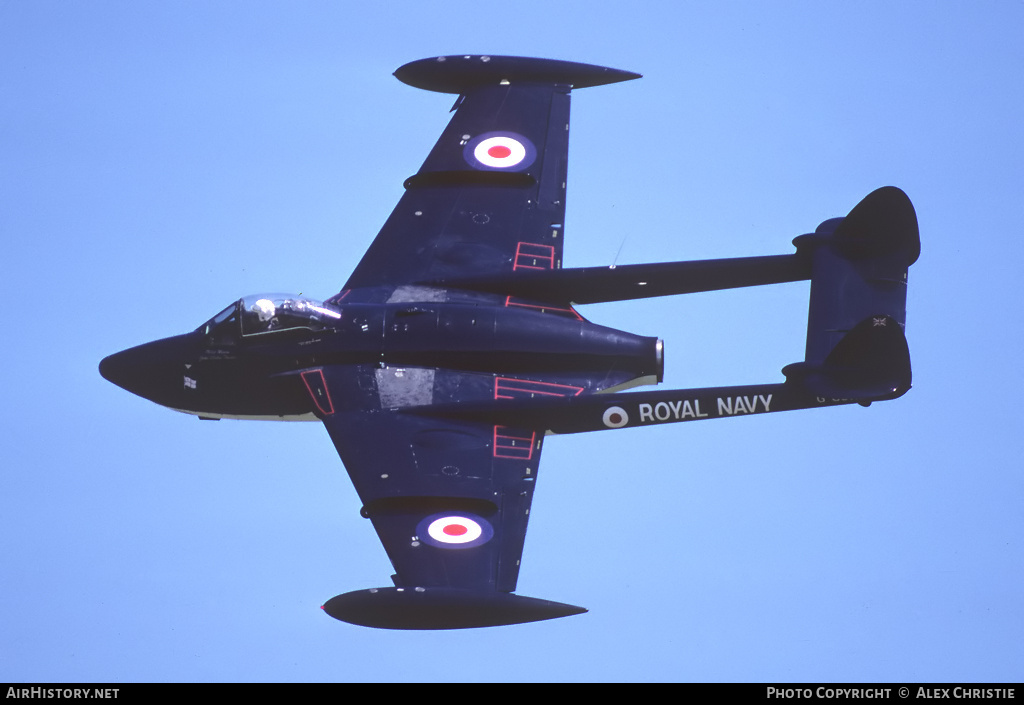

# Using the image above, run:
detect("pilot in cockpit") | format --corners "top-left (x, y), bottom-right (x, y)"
top-left (250, 298), bottom-right (278, 332)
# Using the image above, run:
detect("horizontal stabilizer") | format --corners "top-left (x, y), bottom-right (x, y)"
top-left (783, 314), bottom-right (911, 401)
top-left (394, 55), bottom-right (641, 94)
top-left (322, 587), bottom-right (587, 630)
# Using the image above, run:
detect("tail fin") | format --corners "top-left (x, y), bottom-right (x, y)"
top-left (785, 187), bottom-right (918, 401)
top-left (793, 186), bottom-right (919, 372)
top-left (783, 314), bottom-right (911, 401)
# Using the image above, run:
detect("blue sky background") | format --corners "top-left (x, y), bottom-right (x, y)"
top-left (3, 0), bottom-right (1022, 683)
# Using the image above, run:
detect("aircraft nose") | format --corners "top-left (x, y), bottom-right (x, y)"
top-left (99, 334), bottom-right (200, 405)
top-left (99, 347), bottom-right (145, 392)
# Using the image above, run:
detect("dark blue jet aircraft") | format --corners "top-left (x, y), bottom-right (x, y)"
top-left (100, 55), bottom-right (919, 630)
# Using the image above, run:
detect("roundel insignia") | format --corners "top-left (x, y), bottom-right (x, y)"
top-left (602, 406), bottom-right (629, 428)
top-left (416, 513), bottom-right (494, 550)
top-left (463, 131), bottom-right (536, 171)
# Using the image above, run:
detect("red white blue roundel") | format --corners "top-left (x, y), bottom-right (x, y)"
top-left (417, 512), bottom-right (494, 550)
top-left (602, 406), bottom-right (629, 428)
top-left (464, 131), bottom-right (536, 171)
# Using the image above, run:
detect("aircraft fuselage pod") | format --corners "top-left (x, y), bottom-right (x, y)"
top-left (101, 291), bottom-right (664, 421)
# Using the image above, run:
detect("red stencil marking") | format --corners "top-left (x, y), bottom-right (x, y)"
top-left (513, 242), bottom-right (556, 271)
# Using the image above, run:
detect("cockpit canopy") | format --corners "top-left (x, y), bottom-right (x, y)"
top-left (199, 294), bottom-right (341, 340)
